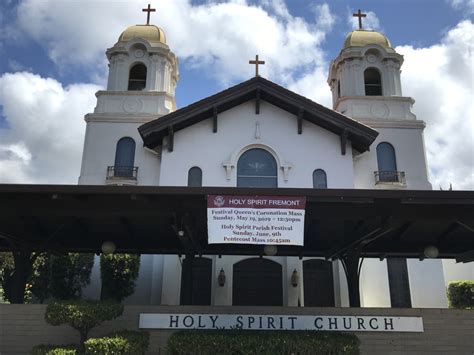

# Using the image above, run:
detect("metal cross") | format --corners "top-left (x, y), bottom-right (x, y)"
top-left (142, 4), bottom-right (156, 25)
top-left (249, 55), bottom-right (265, 77)
top-left (353, 9), bottom-right (367, 30)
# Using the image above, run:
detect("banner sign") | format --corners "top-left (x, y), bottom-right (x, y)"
top-left (207, 195), bottom-right (306, 245)
top-left (139, 313), bottom-right (424, 332)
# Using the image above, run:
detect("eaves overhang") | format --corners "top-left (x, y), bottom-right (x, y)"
top-left (138, 76), bottom-right (378, 153)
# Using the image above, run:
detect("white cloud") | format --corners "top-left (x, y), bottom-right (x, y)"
top-left (396, 20), bottom-right (474, 190)
top-left (14, 0), bottom-right (334, 86)
top-left (448, 0), bottom-right (474, 14)
top-left (0, 72), bottom-right (101, 184)
top-left (347, 9), bottom-right (381, 31)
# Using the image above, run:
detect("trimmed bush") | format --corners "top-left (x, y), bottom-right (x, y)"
top-left (447, 280), bottom-right (474, 309)
top-left (100, 254), bottom-right (140, 302)
top-left (167, 330), bottom-right (360, 354)
top-left (45, 300), bottom-right (123, 345)
top-left (50, 253), bottom-right (94, 300)
top-left (31, 344), bottom-right (78, 355)
top-left (84, 330), bottom-right (149, 355)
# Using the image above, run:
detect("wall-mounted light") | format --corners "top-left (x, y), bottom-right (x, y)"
top-left (101, 241), bottom-right (116, 255)
top-left (218, 268), bottom-right (226, 287)
top-left (424, 245), bottom-right (439, 259)
top-left (264, 245), bottom-right (277, 256)
top-left (178, 230), bottom-right (185, 237)
top-left (291, 269), bottom-right (299, 287)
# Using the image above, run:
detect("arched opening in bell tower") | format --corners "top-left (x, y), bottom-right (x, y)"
top-left (364, 68), bottom-right (382, 96)
top-left (128, 63), bottom-right (147, 91)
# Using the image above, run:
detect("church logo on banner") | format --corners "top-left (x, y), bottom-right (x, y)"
top-left (207, 195), bottom-right (306, 246)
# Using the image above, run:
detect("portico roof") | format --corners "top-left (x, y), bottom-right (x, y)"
top-left (138, 76), bottom-right (378, 153)
top-left (1, 184), bottom-right (473, 262)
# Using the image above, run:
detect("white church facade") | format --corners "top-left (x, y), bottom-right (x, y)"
top-left (79, 16), bottom-right (472, 308)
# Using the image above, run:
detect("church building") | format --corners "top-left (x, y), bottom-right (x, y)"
top-left (79, 9), bottom-right (471, 308)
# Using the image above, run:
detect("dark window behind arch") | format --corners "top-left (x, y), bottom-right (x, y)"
top-left (376, 142), bottom-right (397, 181)
top-left (313, 169), bottom-right (327, 189)
top-left (114, 137), bottom-right (136, 177)
top-left (337, 80), bottom-right (341, 98)
top-left (188, 167), bottom-right (202, 187)
top-left (364, 68), bottom-right (382, 96)
top-left (303, 259), bottom-right (335, 307)
top-left (128, 63), bottom-right (147, 91)
top-left (237, 148), bottom-right (277, 187)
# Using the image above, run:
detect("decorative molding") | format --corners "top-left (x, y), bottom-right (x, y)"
top-left (223, 143), bottom-right (292, 183)
top-left (85, 113), bottom-right (159, 123)
top-left (360, 120), bottom-right (426, 129)
top-left (123, 97), bottom-right (144, 113)
top-left (255, 121), bottom-right (261, 139)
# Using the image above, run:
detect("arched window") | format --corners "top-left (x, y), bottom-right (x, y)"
top-left (337, 80), bottom-right (341, 98)
top-left (114, 137), bottom-right (136, 177)
top-left (128, 63), bottom-right (147, 91)
top-left (237, 148), bottom-right (277, 187)
top-left (376, 142), bottom-right (397, 182)
top-left (188, 167), bottom-right (202, 187)
top-left (313, 169), bottom-right (327, 189)
top-left (364, 68), bottom-right (382, 96)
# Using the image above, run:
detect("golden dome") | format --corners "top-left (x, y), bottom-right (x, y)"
top-left (343, 30), bottom-right (391, 49)
top-left (118, 25), bottom-right (166, 44)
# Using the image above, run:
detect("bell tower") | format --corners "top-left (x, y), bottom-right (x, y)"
top-left (327, 14), bottom-right (413, 121)
top-left (79, 5), bottom-right (178, 185)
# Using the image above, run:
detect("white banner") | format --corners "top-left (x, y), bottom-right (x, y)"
top-left (139, 313), bottom-right (424, 332)
top-left (207, 195), bottom-right (306, 245)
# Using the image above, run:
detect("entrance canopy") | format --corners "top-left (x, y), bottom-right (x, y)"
top-left (0, 184), bottom-right (473, 262)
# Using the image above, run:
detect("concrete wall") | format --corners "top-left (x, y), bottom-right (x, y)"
top-left (1, 305), bottom-right (473, 355)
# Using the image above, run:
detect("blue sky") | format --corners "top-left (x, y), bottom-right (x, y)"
top-left (0, 0), bottom-right (469, 106)
top-left (0, 0), bottom-right (472, 188)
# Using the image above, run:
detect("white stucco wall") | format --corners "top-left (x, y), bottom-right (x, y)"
top-left (442, 260), bottom-right (474, 286)
top-left (78, 120), bottom-right (160, 186)
top-left (407, 259), bottom-right (448, 308)
top-left (353, 126), bottom-right (432, 190)
top-left (159, 101), bottom-right (355, 189)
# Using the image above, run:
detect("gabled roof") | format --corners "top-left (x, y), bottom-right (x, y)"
top-left (138, 76), bottom-right (378, 152)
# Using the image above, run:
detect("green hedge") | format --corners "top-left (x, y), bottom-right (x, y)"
top-left (84, 330), bottom-right (149, 355)
top-left (447, 280), bottom-right (474, 309)
top-left (45, 300), bottom-right (123, 344)
top-left (167, 330), bottom-right (359, 354)
top-left (31, 344), bottom-right (78, 355)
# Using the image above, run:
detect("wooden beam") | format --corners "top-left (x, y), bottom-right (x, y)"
top-left (212, 107), bottom-right (218, 133)
top-left (168, 125), bottom-right (174, 152)
top-left (340, 129), bottom-right (348, 155)
top-left (255, 88), bottom-right (261, 115)
top-left (297, 108), bottom-right (303, 134)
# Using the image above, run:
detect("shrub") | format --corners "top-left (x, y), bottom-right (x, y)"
top-left (447, 280), bottom-right (474, 309)
top-left (45, 300), bottom-right (124, 346)
top-left (100, 254), bottom-right (140, 302)
top-left (30, 253), bottom-right (51, 303)
top-left (167, 330), bottom-right (360, 354)
top-left (31, 344), bottom-right (78, 355)
top-left (50, 253), bottom-right (94, 300)
top-left (84, 330), bottom-right (150, 355)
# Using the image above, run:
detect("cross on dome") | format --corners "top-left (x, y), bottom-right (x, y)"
top-left (142, 3), bottom-right (156, 25)
top-left (249, 55), bottom-right (265, 77)
top-left (353, 9), bottom-right (367, 30)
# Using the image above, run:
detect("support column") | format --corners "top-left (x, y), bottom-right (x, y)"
top-left (340, 248), bottom-right (362, 307)
top-left (180, 254), bottom-right (195, 305)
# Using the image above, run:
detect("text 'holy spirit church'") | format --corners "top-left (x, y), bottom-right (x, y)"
top-left (75, 7), bottom-right (473, 309)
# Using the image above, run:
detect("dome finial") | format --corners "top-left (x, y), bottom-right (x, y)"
top-left (142, 3), bottom-right (156, 25)
top-left (353, 9), bottom-right (367, 30)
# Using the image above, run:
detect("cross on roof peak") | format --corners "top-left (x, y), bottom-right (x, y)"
top-left (142, 4), bottom-right (156, 25)
top-left (353, 9), bottom-right (367, 30)
top-left (249, 55), bottom-right (265, 77)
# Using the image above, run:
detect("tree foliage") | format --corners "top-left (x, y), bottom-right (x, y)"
top-left (50, 253), bottom-right (94, 300)
top-left (100, 254), bottom-right (140, 302)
